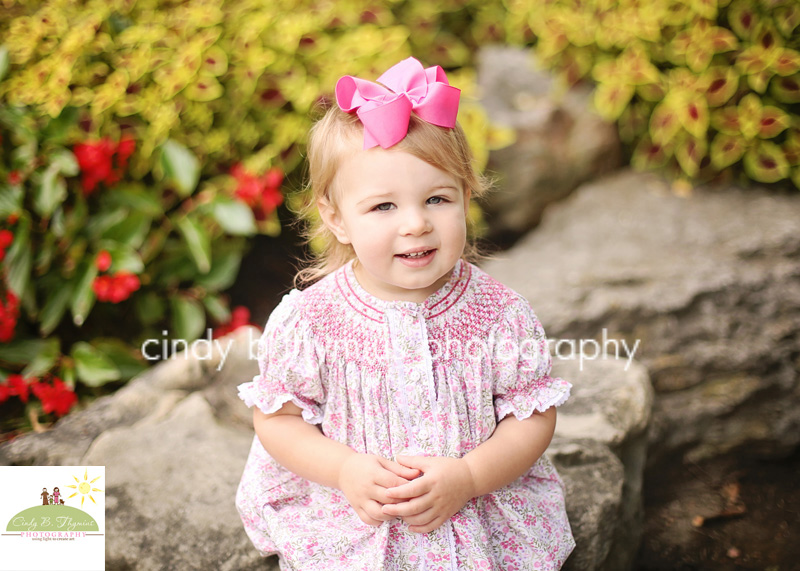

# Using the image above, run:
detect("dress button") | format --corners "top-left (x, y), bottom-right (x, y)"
top-left (408, 370), bottom-right (421, 382)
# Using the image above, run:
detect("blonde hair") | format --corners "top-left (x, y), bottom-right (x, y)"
top-left (295, 103), bottom-right (490, 288)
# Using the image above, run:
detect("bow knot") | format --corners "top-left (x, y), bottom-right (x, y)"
top-left (335, 57), bottom-right (461, 149)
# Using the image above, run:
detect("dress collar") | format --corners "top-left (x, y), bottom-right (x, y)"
top-left (335, 258), bottom-right (471, 322)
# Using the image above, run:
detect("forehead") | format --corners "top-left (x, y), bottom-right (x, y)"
top-left (333, 148), bottom-right (459, 198)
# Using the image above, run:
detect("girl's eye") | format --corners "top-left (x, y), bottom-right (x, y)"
top-left (373, 202), bottom-right (394, 211)
top-left (427, 196), bottom-right (448, 205)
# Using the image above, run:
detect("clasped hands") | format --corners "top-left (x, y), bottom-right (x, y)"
top-left (338, 453), bottom-right (475, 534)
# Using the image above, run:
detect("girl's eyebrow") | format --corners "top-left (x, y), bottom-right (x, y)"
top-left (355, 192), bottom-right (394, 207)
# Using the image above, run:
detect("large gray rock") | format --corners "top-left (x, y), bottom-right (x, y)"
top-left (550, 356), bottom-right (652, 571)
top-left (483, 169), bottom-right (800, 467)
top-left (0, 317), bottom-right (652, 569)
top-left (477, 45), bottom-right (621, 243)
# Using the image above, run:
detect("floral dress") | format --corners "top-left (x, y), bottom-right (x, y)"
top-left (236, 259), bottom-right (575, 570)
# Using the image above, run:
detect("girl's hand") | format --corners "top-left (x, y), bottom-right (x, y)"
top-left (338, 453), bottom-right (421, 527)
top-left (381, 455), bottom-right (476, 533)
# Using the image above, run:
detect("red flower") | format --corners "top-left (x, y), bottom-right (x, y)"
top-left (74, 138), bottom-right (115, 194)
top-left (212, 305), bottom-right (261, 339)
top-left (73, 137), bottom-right (136, 195)
top-left (0, 374), bottom-right (30, 404)
top-left (231, 164), bottom-right (284, 220)
top-left (31, 378), bottom-right (77, 417)
top-left (0, 229), bottom-right (12, 263)
top-left (92, 272), bottom-right (140, 303)
top-left (0, 290), bottom-right (19, 343)
top-left (95, 250), bottom-right (112, 272)
top-left (7, 170), bottom-right (22, 186)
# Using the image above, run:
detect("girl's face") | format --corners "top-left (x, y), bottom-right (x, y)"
top-left (320, 148), bottom-right (469, 303)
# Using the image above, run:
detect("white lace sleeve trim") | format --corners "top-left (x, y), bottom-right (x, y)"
top-left (495, 379), bottom-right (572, 422)
top-left (238, 381), bottom-right (323, 425)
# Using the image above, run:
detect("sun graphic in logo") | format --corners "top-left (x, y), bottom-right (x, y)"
top-left (66, 468), bottom-right (103, 508)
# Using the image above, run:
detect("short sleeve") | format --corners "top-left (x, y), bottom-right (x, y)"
top-left (237, 290), bottom-right (324, 424)
top-left (491, 296), bottom-right (571, 421)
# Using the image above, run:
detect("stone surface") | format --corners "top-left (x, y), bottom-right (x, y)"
top-left (551, 357), bottom-right (652, 571)
top-left (0, 318), bottom-right (652, 570)
top-left (482, 168), bottom-right (800, 467)
top-left (477, 45), bottom-right (621, 244)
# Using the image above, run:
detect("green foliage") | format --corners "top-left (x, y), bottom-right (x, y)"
top-left (510, 0), bottom-right (800, 186)
top-left (0, 0), bottom-right (513, 431)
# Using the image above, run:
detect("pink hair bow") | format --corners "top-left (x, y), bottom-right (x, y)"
top-left (335, 57), bottom-right (461, 149)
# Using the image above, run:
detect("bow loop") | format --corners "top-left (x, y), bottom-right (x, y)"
top-left (335, 57), bottom-right (461, 149)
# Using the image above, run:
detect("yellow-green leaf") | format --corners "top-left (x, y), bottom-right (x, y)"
top-left (770, 74), bottom-right (800, 103)
top-left (675, 136), bottom-right (708, 178)
top-left (710, 133), bottom-right (747, 170)
top-left (758, 106), bottom-right (791, 139)
top-left (594, 81), bottom-right (635, 121)
top-left (743, 141), bottom-right (790, 183)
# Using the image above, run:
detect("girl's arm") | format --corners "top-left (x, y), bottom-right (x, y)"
top-left (382, 407), bottom-right (557, 533)
top-left (254, 402), bottom-right (420, 526)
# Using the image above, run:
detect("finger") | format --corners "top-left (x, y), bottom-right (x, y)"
top-left (385, 477), bottom-right (430, 500)
top-left (363, 501), bottom-right (394, 524)
top-left (373, 469), bottom-right (411, 490)
top-left (379, 457), bottom-right (421, 480)
top-left (381, 496), bottom-right (431, 518)
top-left (394, 455), bottom-right (429, 471)
top-left (408, 517), bottom-right (444, 534)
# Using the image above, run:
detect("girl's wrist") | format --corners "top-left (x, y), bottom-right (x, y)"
top-left (460, 456), bottom-right (479, 500)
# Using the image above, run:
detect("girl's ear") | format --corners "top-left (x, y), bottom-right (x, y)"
top-left (462, 187), bottom-right (471, 218)
top-left (317, 198), bottom-right (351, 245)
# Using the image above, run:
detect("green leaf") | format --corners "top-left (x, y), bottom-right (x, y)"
top-left (171, 296), bottom-right (206, 342)
top-left (103, 186), bottom-right (162, 217)
top-left (93, 339), bottom-right (147, 380)
top-left (135, 292), bottom-right (166, 325)
top-left (101, 211), bottom-right (152, 249)
top-left (196, 247), bottom-right (243, 291)
top-left (39, 281), bottom-right (75, 336)
top-left (176, 215), bottom-right (211, 273)
top-left (212, 199), bottom-right (257, 236)
top-left (0, 339), bottom-right (50, 366)
top-left (51, 149), bottom-right (79, 176)
top-left (42, 107), bottom-right (79, 144)
top-left (161, 139), bottom-right (200, 197)
top-left (86, 208), bottom-right (128, 238)
top-left (0, 45), bottom-right (8, 83)
top-left (5, 217), bottom-right (31, 298)
top-left (34, 165), bottom-right (68, 218)
top-left (202, 294), bottom-right (231, 324)
top-left (71, 342), bottom-right (121, 387)
top-left (71, 261), bottom-right (98, 327)
top-left (0, 185), bottom-right (23, 218)
top-left (21, 338), bottom-right (61, 378)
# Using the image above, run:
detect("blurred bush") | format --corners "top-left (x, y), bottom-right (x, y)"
top-left (507, 0), bottom-right (800, 186)
top-left (0, 0), bottom-right (512, 432)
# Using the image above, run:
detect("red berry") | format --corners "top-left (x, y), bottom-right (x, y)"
top-left (0, 229), bottom-right (13, 249)
top-left (8, 171), bottom-right (22, 186)
top-left (95, 250), bottom-right (112, 272)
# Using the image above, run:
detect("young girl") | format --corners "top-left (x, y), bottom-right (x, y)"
top-left (236, 57), bottom-right (575, 570)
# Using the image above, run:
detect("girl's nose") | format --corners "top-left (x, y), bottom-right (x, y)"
top-left (399, 207), bottom-right (432, 236)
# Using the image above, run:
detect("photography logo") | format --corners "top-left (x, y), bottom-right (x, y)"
top-left (0, 466), bottom-right (105, 571)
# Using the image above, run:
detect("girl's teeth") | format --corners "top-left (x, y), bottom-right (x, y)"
top-left (404, 250), bottom-right (430, 258)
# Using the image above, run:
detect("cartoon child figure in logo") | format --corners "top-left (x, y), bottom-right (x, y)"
top-left (52, 487), bottom-right (60, 505)
top-left (41, 488), bottom-right (49, 505)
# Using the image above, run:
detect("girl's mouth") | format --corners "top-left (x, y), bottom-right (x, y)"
top-left (397, 249), bottom-right (435, 259)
